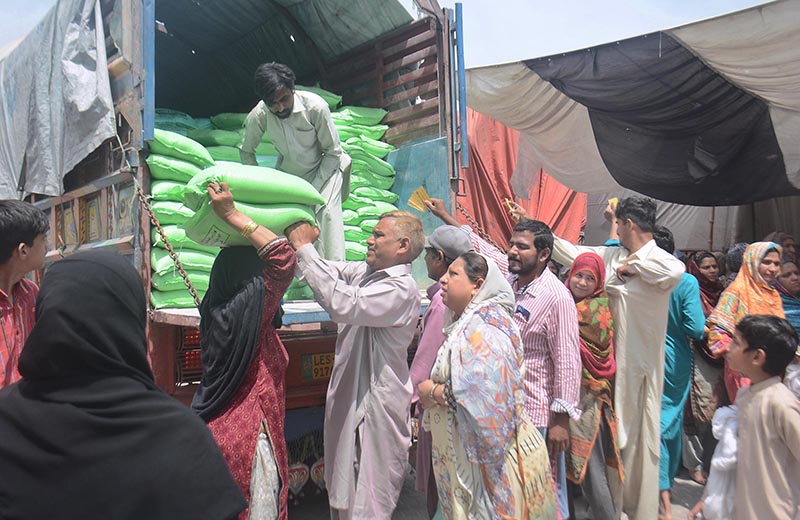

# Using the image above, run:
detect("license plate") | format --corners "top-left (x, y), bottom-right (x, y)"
top-left (302, 352), bottom-right (334, 381)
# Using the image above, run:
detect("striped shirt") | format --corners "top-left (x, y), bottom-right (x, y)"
top-left (464, 227), bottom-right (582, 428)
top-left (0, 278), bottom-right (38, 388)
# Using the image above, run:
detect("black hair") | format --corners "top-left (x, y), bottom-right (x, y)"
top-left (254, 62), bottom-right (295, 104)
top-left (652, 225), bottom-right (675, 255)
top-left (736, 314), bottom-right (798, 377)
top-left (458, 252), bottom-right (488, 285)
top-left (615, 196), bottom-right (657, 233)
top-left (0, 200), bottom-right (49, 264)
top-left (512, 219), bottom-right (554, 261)
top-left (693, 251), bottom-right (717, 266)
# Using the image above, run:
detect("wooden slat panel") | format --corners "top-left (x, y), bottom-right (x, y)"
top-left (382, 46), bottom-right (437, 76)
top-left (383, 79), bottom-right (439, 108)
top-left (382, 98), bottom-right (439, 125)
top-left (382, 64), bottom-right (439, 92)
top-left (384, 113), bottom-right (440, 142)
top-left (327, 30), bottom-right (437, 83)
top-left (329, 19), bottom-right (431, 66)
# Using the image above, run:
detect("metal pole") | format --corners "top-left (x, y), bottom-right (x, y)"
top-left (455, 3), bottom-right (468, 169)
top-left (142, 0), bottom-right (155, 142)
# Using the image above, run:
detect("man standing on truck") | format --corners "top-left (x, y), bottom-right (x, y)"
top-left (241, 62), bottom-right (349, 261)
top-left (0, 200), bottom-right (49, 389)
top-left (285, 212), bottom-right (424, 520)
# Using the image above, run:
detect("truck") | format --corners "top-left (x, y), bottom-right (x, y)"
top-left (0, 0), bottom-right (468, 482)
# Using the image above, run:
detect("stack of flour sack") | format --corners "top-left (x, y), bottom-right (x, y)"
top-left (146, 129), bottom-right (321, 309)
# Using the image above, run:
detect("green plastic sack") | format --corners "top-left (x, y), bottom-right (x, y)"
top-left (354, 186), bottom-right (398, 204)
top-left (349, 174), bottom-right (372, 191)
top-left (344, 225), bottom-right (371, 243)
top-left (152, 225), bottom-right (221, 254)
top-left (330, 111), bottom-right (354, 125)
top-left (359, 219), bottom-right (379, 232)
top-left (346, 135), bottom-right (395, 158)
top-left (352, 123), bottom-right (388, 140)
top-left (210, 113), bottom-right (247, 130)
top-left (207, 146), bottom-right (242, 163)
top-left (341, 193), bottom-right (373, 212)
top-left (237, 127), bottom-right (272, 144)
top-left (151, 181), bottom-right (186, 202)
top-left (356, 202), bottom-right (399, 220)
top-left (147, 154), bottom-right (202, 183)
top-left (284, 279), bottom-right (314, 301)
top-left (150, 288), bottom-right (207, 309)
top-left (152, 201), bottom-right (195, 225)
top-left (193, 118), bottom-right (215, 130)
top-left (154, 125), bottom-right (188, 136)
top-left (345, 241), bottom-right (367, 261)
top-left (151, 270), bottom-right (211, 292)
top-left (149, 129), bottom-right (215, 168)
top-left (183, 201), bottom-right (316, 247)
top-left (352, 168), bottom-right (394, 191)
top-left (297, 84), bottom-right (342, 109)
top-left (334, 123), bottom-right (359, 142)
top-left (342, 209), bottom-right (361, 225)
top-left (336, 106), bottom-right (387, 125)
top-left (183, 164), bottom-right (325, 211)
top-left (151, 248), bottom-right (217, 276)
top-left (155, 108), bottom-right (195, 130)
top-left (187, 128), bottom-right (241, 147)
top-left (349, 148), bottom-right (395, 177)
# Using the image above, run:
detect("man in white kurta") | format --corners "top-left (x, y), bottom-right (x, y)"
top-left (551, 197), bottom-right (684, 520)
top-left (286, 212), bottom-right (425, 520)
top-left (242, 63), bottom-right (349, 260)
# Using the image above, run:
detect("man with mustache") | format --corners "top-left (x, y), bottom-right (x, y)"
top-left (241, 62), bottom-right (349, 260)
top-left (286, 212), bottom-right (425, 520)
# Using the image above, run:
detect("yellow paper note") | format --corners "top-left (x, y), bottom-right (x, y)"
top-left (607, 197), bottom-right (619, 210)
top-left (407, 186), bottom-right (431, 212)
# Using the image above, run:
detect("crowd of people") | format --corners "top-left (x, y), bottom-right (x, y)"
top-left (0, 61), bottom-right (798, 519)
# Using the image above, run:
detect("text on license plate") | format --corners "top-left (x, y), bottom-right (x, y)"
top-left (302, 352), bottom-right (334, 381)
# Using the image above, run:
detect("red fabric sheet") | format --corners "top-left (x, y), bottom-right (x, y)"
top-left (455, 109), bottom-right (586, 247)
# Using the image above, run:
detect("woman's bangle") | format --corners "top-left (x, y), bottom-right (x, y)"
top-left (240, 220), bottom-right (259, 238)
top-left (428, 383), bottom-right (440, 404)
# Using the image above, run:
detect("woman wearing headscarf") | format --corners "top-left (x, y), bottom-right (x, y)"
top-left (775, 260), bottom-right (800, 333)
top-left (763, 231), bottom-right (796, 263)
top-left (708, 242), bottom-right (784, 403)
top-left (682, 252), bottom-right (726, 485)
top-left (0, 250), bottom-right (246, 520)
top-left (191, 182), bottom-right (296, 520)
top-left (563, 252), bottom-right (622, 520)
top-left (416, 252), bottom-right (557, 519)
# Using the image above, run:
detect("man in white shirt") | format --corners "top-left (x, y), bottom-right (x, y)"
top-left (241, 62), bottom-right (349, 260)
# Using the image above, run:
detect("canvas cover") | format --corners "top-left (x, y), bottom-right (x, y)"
top-left (466, 0), bottom-right (800, 207)
top-left (0, 0), bottom-right (115, 199)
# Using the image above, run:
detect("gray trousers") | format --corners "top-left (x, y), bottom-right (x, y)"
top-left (582, 419), bottom-right (618, 520)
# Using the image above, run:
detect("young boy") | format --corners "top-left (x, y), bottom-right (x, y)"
top-left (727, 314), bottom-right (800, 519)
top-left (0, 200), bottom-right (49, 388)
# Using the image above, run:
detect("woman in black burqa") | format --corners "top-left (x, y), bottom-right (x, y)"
top-left (0, 250), bottom-right (246, 520)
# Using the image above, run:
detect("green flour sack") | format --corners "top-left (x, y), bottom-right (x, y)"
top-left (345, 241), bottom-right (367, 261)
top-left (356, 201), bottom-right (399, 220)
top-left (147, 154), bottom-right (202, 183)
top-left (335, 106), bottom-right (387, 125)
top-left (152, 201), bottom-right (195, 225)
top-left (151, 270), bottom-right (211, 292)
top-left (152, 225), bottom-right (221, 254)
top-left (187, 128), bottom-right (242, 147)
top-left (207, 146), bottom-right (242, 163)
top-left (149, 129), bottom-right (215, 168)
top-left (183, 201), bottom-right (316, 247)
top-left (184, 164), bottom-right (325, 210)
top-left (354, 186), bottom-right (398, 204)
top-left (151, 181), bottom-right (186, 202)
top-left (210, 113), bottom-right (247, 130)
top-left (150, 288), bottom-right (207, 309)
top-left (151, 248), bottom-right (217, 276)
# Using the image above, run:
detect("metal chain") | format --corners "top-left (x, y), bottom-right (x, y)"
top-left (114, 132), bottom-right (202, 307)
top-left (455, 200), bottom-right (505, 253)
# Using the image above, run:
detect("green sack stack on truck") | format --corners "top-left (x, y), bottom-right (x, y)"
top-left (147, 125), bottom-right (218, 309)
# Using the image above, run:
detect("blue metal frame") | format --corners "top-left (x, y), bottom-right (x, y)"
top-left (142, 0), bottom-right (155, 141)
top-left (455, 3), bottom-right (468, 169)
